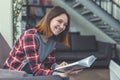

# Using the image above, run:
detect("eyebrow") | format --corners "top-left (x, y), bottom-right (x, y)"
top-left (59, 19), bottom-right (68, 24)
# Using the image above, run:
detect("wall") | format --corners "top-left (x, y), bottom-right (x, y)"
top-left (0, 0), bottom-right (13, 48)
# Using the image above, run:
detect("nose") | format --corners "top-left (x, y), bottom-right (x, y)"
top-left (60, 24), bottom-right (65, 30)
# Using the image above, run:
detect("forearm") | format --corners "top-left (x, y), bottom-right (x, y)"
top-left (31, 66), bottom-right (53, 76)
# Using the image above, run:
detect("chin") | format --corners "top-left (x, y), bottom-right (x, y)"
top-left (54, 34), bottom-right (58, 36)
top-left (53, 33), bottom-right (60, 36)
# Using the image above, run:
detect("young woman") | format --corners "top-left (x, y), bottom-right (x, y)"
top-left (3, 6), bottom-right (81, 79)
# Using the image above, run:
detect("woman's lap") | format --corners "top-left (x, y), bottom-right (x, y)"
top-left (27, 74), bottom-right (69, 80)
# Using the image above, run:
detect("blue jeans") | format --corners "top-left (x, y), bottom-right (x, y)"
top-left (28, 74), bottom-right (69, 80)
top-left (63, 77), bottom-right (70, 80)
top-left (27, 74), bottom-right (33, 77)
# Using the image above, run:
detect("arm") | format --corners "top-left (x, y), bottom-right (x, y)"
top-left (22, 33), bottom-right (53, 76)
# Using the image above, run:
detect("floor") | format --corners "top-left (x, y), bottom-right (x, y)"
top-left (70, 69), bottom-right (110, 80)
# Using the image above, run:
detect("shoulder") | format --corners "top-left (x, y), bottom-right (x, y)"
top-left (21, 28), bottom-right (38, 40)
top-left (24, 28), bottom-right (37, 35)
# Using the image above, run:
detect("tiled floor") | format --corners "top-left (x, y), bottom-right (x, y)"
top-left (70, 69), bottom-right (110, 80)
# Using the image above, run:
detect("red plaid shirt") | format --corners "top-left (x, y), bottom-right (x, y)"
top-left (3, 28), bottom-right (56, 76)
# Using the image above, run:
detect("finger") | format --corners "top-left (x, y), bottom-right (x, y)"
top-left (77, 69), bottom-right (83, 72)
top-left (73, 69), bottom-right (83, 72)
top-left (69, 71), bottom-right (78, 75)
top-left (65, 69), bottom-right (75, 74)
top-left (60, 61), bottom-right (68, 66)
top-left (63, 61), bottom-right (68, 65)
top-left (69, 69), bottom-right (83, 75)
top-left (57, 73), bottom-right (68, 78)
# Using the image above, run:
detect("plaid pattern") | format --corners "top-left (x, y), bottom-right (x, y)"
top-left (3, 28), bottom-right (56, 76)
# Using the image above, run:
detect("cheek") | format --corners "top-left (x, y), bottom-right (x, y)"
top-left (63, 26), bottom-right (67, 32)
top-left (50, 22), bottom-right (53, 30)
top-left (50, 24), bottom-right (54, 31)
top-left (50, 22), bottom-right (56, 33)
top-left (50, 20), bottom-right (55, 28)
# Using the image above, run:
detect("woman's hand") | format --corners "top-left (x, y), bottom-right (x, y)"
top-left (68, 69), bottom-right (83, 75)
top-left (55, 61), bottom-right (83, 77)
top-left (57, 61), bottom-right (68, 67)
top-left (55, 61), bottom-right (69, 77)
top-left (56, 69), bottom-right (83, 77)
top-left (56, 69), bottom-right (74, 77)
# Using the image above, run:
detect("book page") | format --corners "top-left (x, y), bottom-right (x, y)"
top-left (54, 55), bottom-right (96, 73)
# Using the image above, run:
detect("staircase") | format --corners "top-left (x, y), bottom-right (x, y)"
top-left (66, 0), bottom-right (120, 44)
top-left (53, 0), bottom-right (120, 45)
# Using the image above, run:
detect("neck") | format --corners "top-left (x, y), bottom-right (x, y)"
top-left (40, 35), bottom-right (51, 43)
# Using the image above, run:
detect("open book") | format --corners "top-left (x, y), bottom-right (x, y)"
top-left (54, 55), bottom-right (97, 73)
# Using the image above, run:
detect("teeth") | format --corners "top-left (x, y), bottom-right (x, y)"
top-left (55, 27), bottom-right (61, 32)
top-left (56, 29), bottom-right (60, 33)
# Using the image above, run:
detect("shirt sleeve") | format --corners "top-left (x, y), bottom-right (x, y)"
top-left (22, 33), bottom-right (53, 76)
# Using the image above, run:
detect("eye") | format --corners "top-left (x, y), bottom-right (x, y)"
top-left (57, 20), bottom-right (63, 24)
top-left (64, 23), bottom-right (67, 27)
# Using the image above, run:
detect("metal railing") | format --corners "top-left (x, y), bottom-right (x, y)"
top-left (93, 0), bottom-right (120, 22)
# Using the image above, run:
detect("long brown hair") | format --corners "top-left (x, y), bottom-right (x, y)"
top-left (35, 6), bottom-right (70, 47)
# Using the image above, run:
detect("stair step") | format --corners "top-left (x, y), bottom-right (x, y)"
top-left (107, 33), bottom-right (116, 36)
top-left (106, 31), bottom-right (118, 34)
top-left (74, 8), bottom-right (83, 13)
top-left (111, 36), bottom-right (120, 39)
top-left (73, 1), bottom-right (81, 8)
top-left (89, 17), bottom-right (101, 22)
top-left (82, 14), bottom-right (94, 19)
top-left (85, 14), bottom-right (97, 19)
top-left (92, 20), bottom-right (106, 25)
top-left (97, 24), bottom-right (110, 29)
top-left (64, 0), bottom-right (75, 6)
top-left (95, 22), bottom-right (108, 26)
top-left (113, 39), bottom-right (120, 43)
top-left (80, 9), bottom-right (92, 15)
top-left (103, 28), bottom-right (118, 33)
top-left (73, 5), bottom-right (84, 10)
top-left (106, 32), bottom-right (119, 36)
top-left (113, 38), bottom-right (120, 42)
top-left (97, 23), bottom-right (109, 26)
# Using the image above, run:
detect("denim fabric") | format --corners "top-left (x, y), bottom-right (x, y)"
top-left (27, 74), bottom-right (33, 77)
top-left (63, 77), bottom-right (70, 80)
top-left (28, 74), bottom-right (69, 80)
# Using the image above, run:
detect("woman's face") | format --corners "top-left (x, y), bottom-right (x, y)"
top-left (50, 13), bottom-right (68, 36)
